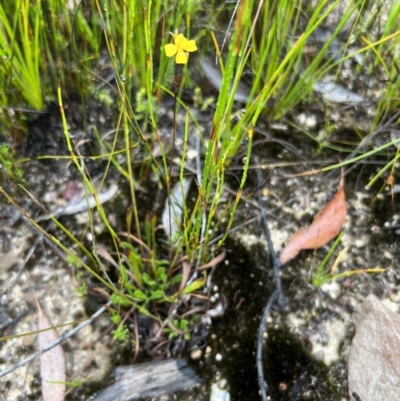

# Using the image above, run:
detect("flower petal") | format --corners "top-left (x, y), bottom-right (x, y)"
top-left (174, 33), bottom-right (188, 51)
top-left (164, 44), bottom-right (177, 57)
top-left (184, 40), bottom-right (197, 52)
top-left (175, 51), bottom-right (189, 64)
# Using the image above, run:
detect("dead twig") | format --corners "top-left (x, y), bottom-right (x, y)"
top-left (254, 156), bottom-right (286, 401)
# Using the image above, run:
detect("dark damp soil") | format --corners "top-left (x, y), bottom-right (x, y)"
top-left (205, 237), bottom-right (340, 401)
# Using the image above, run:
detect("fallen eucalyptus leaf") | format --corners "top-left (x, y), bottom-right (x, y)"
top-left (39, 183), bottom-right (118, 221)
top-left (200, 58), bottom-right (251, 103)
top-left (201, 58), bottom-right (276, 108)
top-left (348, 294), bottom-right (400, 401)
top-left (279, 173), bottom-right (347, 264)
top-left (36, 299), bottom-right (66, 401)
top-left (313, 81), bottom-right (364, 103)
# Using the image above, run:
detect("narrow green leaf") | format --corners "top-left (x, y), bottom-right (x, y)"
top-left (111, 293), bottom-right (132, 306)
top-left (171, 274), bottom-right (183, 285)
top-left (181, 278), bottom-right (205, 294)
top-left (143, 272), bottom-right (156, 287)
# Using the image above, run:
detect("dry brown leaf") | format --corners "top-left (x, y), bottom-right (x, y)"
top-left (36, 298), bottom-right (66, 401)
top-left (279, 173), bottom-right (347, 264)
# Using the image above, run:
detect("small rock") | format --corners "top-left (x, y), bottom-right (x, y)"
top-left (190, 349), bottom-right (203, 360)
top-left (210, 382), bottom-right (230, 401)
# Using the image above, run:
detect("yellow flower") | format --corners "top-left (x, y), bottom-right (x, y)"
top-left (164, 33), bottom-right (197, 64)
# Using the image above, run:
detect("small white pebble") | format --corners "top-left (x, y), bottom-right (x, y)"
top-left (190, 349), bottom-right (202, 360)
top-left (215, 353), bottom-right (223, 362)
top-left (186, 149), bottom-right (198, 160)
top-left (207, 303), bottom-right (224, 318)
top-left (270, 122), bottom-right (288, 131)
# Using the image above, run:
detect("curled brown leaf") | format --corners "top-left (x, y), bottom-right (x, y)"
top-left (279, 173), bottom-right (347, 264)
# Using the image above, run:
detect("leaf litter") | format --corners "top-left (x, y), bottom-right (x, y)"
top-left (35, 296), bottom-right (66, 401)
top-left (279, 170), bottom-right (347, 264)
